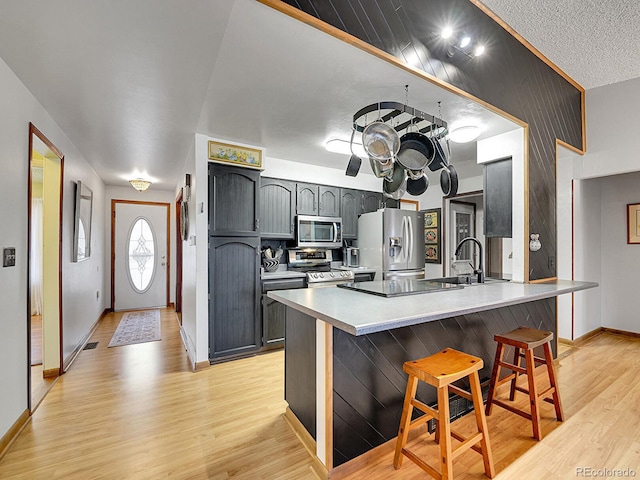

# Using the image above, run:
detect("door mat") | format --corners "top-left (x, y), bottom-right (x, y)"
top-left (108, 310), bottom-right (161, 347)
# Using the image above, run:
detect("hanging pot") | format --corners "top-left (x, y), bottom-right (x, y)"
top-left (369, 157), bottom-right (394, 178)
top-left (362, 121), bottom-right (400, 161)
top-left (429, 137), bottom-right (450, 172)
top-left (406, 172), bottom-right (429, 196)
top-left (396, 132), bottom-right (435, 172)
top-left (440, 164), bottom-right (459, 197)
top-left (382, 163), bottom-right (407, 200)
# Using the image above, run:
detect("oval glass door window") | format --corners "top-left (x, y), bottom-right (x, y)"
top-left (126, 217), bottom-right (156, 293)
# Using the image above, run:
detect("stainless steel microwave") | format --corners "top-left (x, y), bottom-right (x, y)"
top-left (296, 215), bottom-right (342, 248)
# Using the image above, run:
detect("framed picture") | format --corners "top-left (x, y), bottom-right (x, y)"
top-left (208, 140), bottom-right (263, 169)
top-left (628, 203), bottom-right (640, 244)
top-left (421, 208), bottom-right (441, 263)
top-left (73, 180), bottom-right (93, 262)
top-left (400, 199), bottom-right (419, 211)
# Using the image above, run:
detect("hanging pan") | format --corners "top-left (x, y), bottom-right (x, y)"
top-left (429, 137), bottom-right (450, 172)
top-left (406, 172), bottom-right (429, 196)
top-left (440, 164), bottom-right (459, 197)
top-left (396, 131), bottom-right (435, 172)
top-left (362, 121), bottom-right (400, 161)
top-left (382, 163), bottom-right (407, 200)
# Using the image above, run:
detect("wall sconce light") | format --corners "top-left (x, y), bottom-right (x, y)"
top-left (438, 27), bottom-right (486, 59)
top-left (129, 178), bottom-right (151, 192)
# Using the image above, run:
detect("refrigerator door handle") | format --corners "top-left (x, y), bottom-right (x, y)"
top-left (400, 216), bottom-right (408, 263)
top-left (407, 216), bottom-right (413, 264)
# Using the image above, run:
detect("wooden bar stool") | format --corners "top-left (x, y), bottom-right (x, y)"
top-left (393, 348), bottom-right (495, 480)
top-left (485, 326), bottom-right (564, 440)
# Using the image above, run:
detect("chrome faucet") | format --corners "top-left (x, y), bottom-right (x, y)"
top-left (454, 237), bottom-right (484, 284)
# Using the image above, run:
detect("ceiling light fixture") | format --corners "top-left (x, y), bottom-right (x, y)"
top-left (459, 36), bottom-right (471, 48)
top-left (325, 138), bottom-right (367, 158)
top-left (449, 126), bottom-right (481, 143)
top-left (474, 45), bottom-right (486, 57)
top-left (129, 178), bottom-right (152, 192)
top-left (440, 26), bottom-right (453, 39)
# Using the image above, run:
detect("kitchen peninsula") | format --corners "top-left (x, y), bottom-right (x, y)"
top-left (268, 279), bottom-right (597, 477)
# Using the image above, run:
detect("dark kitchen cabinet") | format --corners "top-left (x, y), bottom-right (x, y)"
top-left (296, 182), bottom-right (318, 215)
top-left (209, 236), bottom-right (261, 361)
top-left (296, 182), bottom-right (341, 217)
top-left (484, 158), bottom-right (513, 238)
top-left (362, 191), bottom-right (383, 213)
top-left (209, 163), bottom-right (260, 237)
top-left (340, 188), bottom-right (360, 239)
top-left (260, 178), bottom-right (295, 239)
top-left (319, 185), bottom-right (340, 217)
top-left (261, 276), bottom-right (306, 349)
top-left (384, 197), bottom-right (400, 209)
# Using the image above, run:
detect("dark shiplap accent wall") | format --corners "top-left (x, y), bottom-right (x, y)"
top-left (281, 0), bottom-right (584, 280)
top-left (332, 298), bottom-right (556, 466)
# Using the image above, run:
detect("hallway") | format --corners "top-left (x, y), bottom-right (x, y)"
top-left (0, 309), bottom-right (314, 479)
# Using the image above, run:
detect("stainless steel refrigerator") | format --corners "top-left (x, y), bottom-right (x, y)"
top-left (358, 209), bottom-right (425, 280)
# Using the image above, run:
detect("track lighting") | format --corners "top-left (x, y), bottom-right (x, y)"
top-left (436, 28), bottom-right (486, 59)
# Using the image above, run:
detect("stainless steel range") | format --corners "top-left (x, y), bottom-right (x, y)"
top-left (287, 248), bottom-right (354, 287)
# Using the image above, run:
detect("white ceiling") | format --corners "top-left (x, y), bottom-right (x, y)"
top-left (0, 0), bottom-right (633, 192)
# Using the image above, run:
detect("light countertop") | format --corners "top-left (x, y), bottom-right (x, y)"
top-left (268, 279), bottom-right (598, 336)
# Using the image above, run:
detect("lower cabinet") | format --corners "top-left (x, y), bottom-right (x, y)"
top-left (209, 236), bottom-right (261, 361)
top-left (261, 277), bottom-right (306, 349)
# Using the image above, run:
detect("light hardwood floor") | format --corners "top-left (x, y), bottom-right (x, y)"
top-left (1, 309), bottom-right (639, 479)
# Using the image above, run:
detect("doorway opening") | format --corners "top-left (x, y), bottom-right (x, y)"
top-left (28, 123), bottom-right (64, 412)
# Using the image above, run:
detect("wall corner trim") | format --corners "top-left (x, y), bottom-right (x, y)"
top-left (0, 409), bottom-right (30, 461)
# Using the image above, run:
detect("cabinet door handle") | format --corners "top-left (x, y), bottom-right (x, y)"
top-left (255, 218), bottom-right (260, 230)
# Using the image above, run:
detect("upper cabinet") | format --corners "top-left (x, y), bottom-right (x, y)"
top-left (209, 163), bottom-right (260, 237)
top-left (260, 178), bottom-right (295, 239)
top-left (362, 191), bottom-right (383, 214)
top-left (296, 183), bottom-right (341, 217)
top-left (340, 188), bottom-right (360, 239)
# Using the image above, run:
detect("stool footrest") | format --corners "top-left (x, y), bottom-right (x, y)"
top-left (409, 412), bottom-right (433, 430)
top-left (496, 373), bottom-right (516, 387)
top-left (448, 384), bottom-right (472, 401)
top-left (497, 360), bottom-right (527, 374)
top-left (411, 398), bottom-right (439, 419)
top-left (515, 385), bottom-right (557, 400)
top-left (450, 430), bottom-right (483, 458)
top-left (491, 399), bottom-right (532, 420)
top-left (401, 447), bottom-right (441, 480)
top-left (518, 352), bottom-right (546, 364)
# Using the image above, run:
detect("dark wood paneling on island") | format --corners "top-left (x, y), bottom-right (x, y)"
top-left (331, 298), bottom-right (556, 466)
top-left (278, 0), bottom-right (584, 280)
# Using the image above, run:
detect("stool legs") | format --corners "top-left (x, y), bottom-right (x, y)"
top-left (393, 374), bottom-right (418, 469)
top-left (524, 347), bottom-right (542, 440)
top-left (470, 371), bottom-right (495, 478)
top-left (437, 386), bottom-right (453, 479)
top-left (508, 347), bottom-right (521, 401)
top-left (543, 342), bottom-right (564, 421)
top-left (485, 342), bottom-right (504, 416)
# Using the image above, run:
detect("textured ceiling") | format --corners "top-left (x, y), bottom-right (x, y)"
top-left (480, 0), bottom-right (640, 89)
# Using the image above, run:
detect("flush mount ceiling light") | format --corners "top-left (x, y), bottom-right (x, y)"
top-left (325, 138), bottom-right (367, 158)
top-left (440, 26), bottom-right (453, 39)
top-left (449, 126), bottom-right (481, 143)
top-left (129, 178), bottom-right (152, 192)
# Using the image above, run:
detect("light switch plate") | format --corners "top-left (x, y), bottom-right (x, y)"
top-left (3, 248), bottom-right (16, 267)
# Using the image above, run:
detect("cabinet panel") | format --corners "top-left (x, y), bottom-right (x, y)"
top-left (262, 295), bottom-right (286, 348)
top-left (319, 186), bottom-right (340, 217)
top-left (209, 236), bottom-right (260, 360)
top-left (260, 178), bottom-right (295, 239)
top-left (209, 163), bottom-right (259, 236)
top-left (296, 182), bottom-right (318, 215)
top-left (484, 158), bottom-right (513, 238)
top-left (362, 191), bottom-right (382, 213)
top-left (340, 188), bottom-right (360, 239)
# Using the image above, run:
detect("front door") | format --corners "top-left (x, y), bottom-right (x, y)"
top-left (113, 201), bottom-right (169, 311)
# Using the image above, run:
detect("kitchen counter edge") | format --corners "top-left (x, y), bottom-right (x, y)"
top-left (268, 280), bottom-right (598, 336)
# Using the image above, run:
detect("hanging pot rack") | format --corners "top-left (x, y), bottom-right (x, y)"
top-left (352, 101), bottom-right (448, 138)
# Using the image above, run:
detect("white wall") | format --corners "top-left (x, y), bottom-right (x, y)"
top-left (0, 56), bottom-right (104, 439)
top-left (598, 173), bottom-right (640, 333)
top-left (103, 186), bottom-right (177, 310)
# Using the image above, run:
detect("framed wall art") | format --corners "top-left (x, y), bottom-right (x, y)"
top-left (422, 207), bottom-right (441, 263)
top-left (208, 140), bottom-right (263, 169)
top-left (628, 203), bottom-right (640, 244)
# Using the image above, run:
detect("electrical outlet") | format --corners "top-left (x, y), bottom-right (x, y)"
top-left (96, 290), bottom-right (100, 300)
top-left (3, 248), bottom-right (15, 267)
top-left (548, 256), bottom-right (555, 270)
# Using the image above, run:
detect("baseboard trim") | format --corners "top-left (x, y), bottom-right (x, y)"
top-left (43, 368), bottom-right (59, 379)
top-left (601, 327), bottom-right (640, 339)
top-left (560, 327), bottom-right (603, 347)
top-left (194, 360), bottom-right (210, 372)
top-left (283, 407), bottom-right (327, 479)
top-left (62, 308), bottom-right (109, 372)
top-left (0, 409), bottom-right (30, 461)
